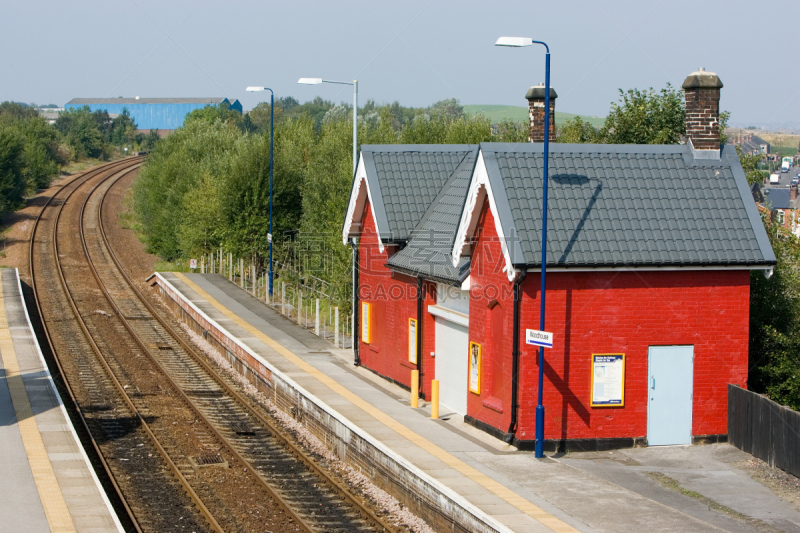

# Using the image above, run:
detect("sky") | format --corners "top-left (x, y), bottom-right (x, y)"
top-left (2, 0), bottom-right (799, 129)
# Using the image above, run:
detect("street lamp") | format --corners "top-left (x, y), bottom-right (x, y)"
top-left (299, 76), bottom-right (360, 362)
top-left (245, 86), bottom-right (275, 297)
top-left (496, 36), bottom-right (551, 459)
top-left (297, 77), bottom-right (358, 175)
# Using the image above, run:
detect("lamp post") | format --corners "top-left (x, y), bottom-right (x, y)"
top-left (245, 86), bottom-right (275, 297)
top-left (297, 78), bottom-right (358, 175)
top-left (495, 36), bottom-right (551, 459)
top-left (299, 77), bottom-right (360, 361)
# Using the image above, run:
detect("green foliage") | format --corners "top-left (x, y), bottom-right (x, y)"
top-left (557, 116), bottom-right (600, 143)
top-left (183, 103), bottom-right (242, 129)
top-left (0, 102), bottom-right (63, 190)
top-left (0, 128), bottom-right (29, 214)
top-left (749, 213), bottom-right (800, 410)
top-left (429, 98), bottom-right (464, 119)
top-left (598, 84), bottom-right (685, 144)
top-left (736, 145), bottom-right (768, 185)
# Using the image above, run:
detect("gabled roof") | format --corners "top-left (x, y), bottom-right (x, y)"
top-left (66, 97), bottom-right (234, 105)
top-left (386, 150), bottom-right (478, 284)
top-left (453, 143), bottom-right (776, 278)
top-left (343, 145), bottom-right (477, 246)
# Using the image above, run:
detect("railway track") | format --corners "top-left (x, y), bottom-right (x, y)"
top-left (30, 159), bottom-right (403, 532)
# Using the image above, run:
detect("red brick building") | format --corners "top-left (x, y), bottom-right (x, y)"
top-left (343, 69), bottom-right (776, 451)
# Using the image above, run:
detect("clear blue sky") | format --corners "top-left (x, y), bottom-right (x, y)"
top-left (2, 0), bottom-right (798, 128)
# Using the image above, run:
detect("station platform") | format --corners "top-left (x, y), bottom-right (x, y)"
top-left (153, 272), bottom-right (800, 533)
top-left (0, 269), bottom-right (122, 533)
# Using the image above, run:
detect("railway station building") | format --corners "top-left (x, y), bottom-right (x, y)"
top-left (342, 69), bottom-right (776, 451)
top-left (64, 97), bottom-right (242, 136)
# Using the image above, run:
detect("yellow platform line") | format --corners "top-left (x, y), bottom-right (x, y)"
top-left (0, 290), bottom-right (76, 532)
top-left (175, 273), bottom-right (578, 533)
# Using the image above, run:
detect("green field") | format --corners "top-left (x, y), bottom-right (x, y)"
top-left (463, 105), bottom-right (605, 129)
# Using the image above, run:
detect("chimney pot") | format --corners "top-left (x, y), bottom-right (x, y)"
top-left (682, 68), bottom-right (723, 155)
top-left (525, 85), bottom-right (558, 143)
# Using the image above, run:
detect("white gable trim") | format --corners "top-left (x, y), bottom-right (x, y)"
top-left (342, 153), bottom-right (385, 253)
top-left (452, 151), bottom-right (516, 282)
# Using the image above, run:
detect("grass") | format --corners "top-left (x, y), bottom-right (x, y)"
top-left (155, 260), bottom-right (192, 272)
top-left (463, 105), bottom-right (606, 129)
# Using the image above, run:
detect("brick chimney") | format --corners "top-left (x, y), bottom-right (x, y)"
top-left (526, 85), bottom-right (557, 143)
top-left (682, 68), bottom-right (723, 157)
top-left (791, 185), bottom-right (797, 202)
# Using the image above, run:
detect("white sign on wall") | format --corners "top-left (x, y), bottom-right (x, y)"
top-left (591, 354), bottom-right (625, 407)
top-left (526, 329), bottom-right (553, 348)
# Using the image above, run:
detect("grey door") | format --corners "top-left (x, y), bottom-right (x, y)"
top-left (434, 317), bottom-right (468, 415)
top-left (647, 346), bottom-right (693, 446)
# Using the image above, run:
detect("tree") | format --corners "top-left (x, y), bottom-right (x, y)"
top-left (749, 212), bottom-right (800, 410)
top-left (429, 98), bottom-right (464, 119)
top-left (598, 84), bottom-right (685, 145)
top-left (0, 128), bottom-right (29, 214)
top-left (557, 116), bottom-right (600, 143)
top-left (183, 103), bottom-right (242, 128)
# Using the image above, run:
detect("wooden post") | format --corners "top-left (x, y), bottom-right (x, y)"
top-left (411, 370), bottom-right (419, 408)
top-left (334, 307), bottom-right (339, 348)
top-left (431, 380), bottom-right (439, 419)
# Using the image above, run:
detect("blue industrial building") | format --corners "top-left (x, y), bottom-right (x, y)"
top-left (64, 97), bottom-right (242, 131)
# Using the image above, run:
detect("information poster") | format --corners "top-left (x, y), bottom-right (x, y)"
top-left (408, 318), bottom-right (417, 364)
top-left (361, 302), bottom-right (371, 344)
top-left (469, 342), bottom-right (481, 394)
top-left (591, 354), bottom-right (625, 406)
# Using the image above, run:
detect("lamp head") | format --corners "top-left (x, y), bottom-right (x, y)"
top-left (495, 36), bottom-right (533, 47)
top-left (297, 78), bottom-right (323, 85)
top-left (246, 86), bottom-right (265, 92)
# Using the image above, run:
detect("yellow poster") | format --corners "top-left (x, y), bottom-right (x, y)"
top-left (408, 318), bottom-right (418, 364)
top-left (361, 302), bottom-right (371, 344)
top-left (469, 342), bottom-right (481, 394)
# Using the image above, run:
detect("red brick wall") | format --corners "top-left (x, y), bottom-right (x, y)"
top-left (357, 200), bottom-right (437, 397)
top-left (468, 196), bottom-right (751, 441)
top-left (467, 200), bottom-right (516, 430)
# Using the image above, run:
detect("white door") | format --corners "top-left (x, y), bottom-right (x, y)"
top-left (648, 346), bottom-right (694, 445)
top-left (434, 317), bottom-right (468, 415)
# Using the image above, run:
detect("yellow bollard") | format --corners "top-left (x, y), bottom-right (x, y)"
top-left (431, 380), bottom-right (439, 419)
top-left (411, 370), bottom-right (419, 408)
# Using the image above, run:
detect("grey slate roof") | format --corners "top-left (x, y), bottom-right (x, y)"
top-left (763, 188), bottom-right (796, 210)
top-left (66, 97), bottom-right (231, 105)
top-left (361, 145), bottom-right (478, 242)
top-left (481, 143), bottom-right (775, 268)
top-left (387, 150), bottom-right (477, 284)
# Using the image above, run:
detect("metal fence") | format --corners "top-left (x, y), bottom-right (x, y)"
top-left (198, 249), bottom-right (354, 350)
top-left (728, 384), bottom-right (800, 478)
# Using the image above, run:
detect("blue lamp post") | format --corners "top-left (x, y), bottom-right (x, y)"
top-left (245, 86), bottom-right (275, 297)
top-left (495, 36), bottom-right (551, 458)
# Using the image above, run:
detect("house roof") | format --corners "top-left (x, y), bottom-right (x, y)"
top-left (66, 97), bottom-right (234, 105)
top-left (343, 145), bottom-right (478, 248)
top-left (386, 150), bottom-right (477, 284)
top-left (763, 187), bottom-right (796, 210)
top-left (453, 143), bottom-right (775, 274)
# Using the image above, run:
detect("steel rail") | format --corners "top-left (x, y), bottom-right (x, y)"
top-left (28, 157), bottom-right (145, 533)
top-left (97, 165), bottom-right (399, 531)
top-left (78, 163), bottom-right (315, 532)
top-left (35, 159), bottom-right (223, 533)
top-left (59, 165), bottom-right (225, 533)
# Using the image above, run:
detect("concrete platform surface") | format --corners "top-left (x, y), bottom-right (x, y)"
top-left (0, 268), bottom-right (122, 533)
top-left (158, 272), bottom-right (800, 533)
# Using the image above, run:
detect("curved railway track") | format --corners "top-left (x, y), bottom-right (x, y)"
top-left (29, 159), bottom-right (403, 533)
